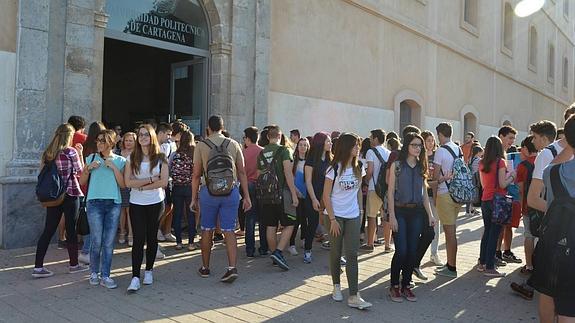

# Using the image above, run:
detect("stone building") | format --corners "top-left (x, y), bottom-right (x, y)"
top-left (0, 0), bottom-right (573, 248)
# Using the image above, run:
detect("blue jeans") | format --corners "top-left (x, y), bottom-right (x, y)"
top-left (244, 182), bottom-right (268, 255)
top-left (391, 207), bottom-right (425, 287)
top-left (199, 186), bottom-right (240, 232)
top-left (87, 199), bottom-right (121, 278)
top-left (172, 185), bottom-right (196, 244)
top-left (479, 201), bottom-right (502, 270)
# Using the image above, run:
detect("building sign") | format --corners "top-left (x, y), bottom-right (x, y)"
top-left (106, 0), bottom-right (209, 50)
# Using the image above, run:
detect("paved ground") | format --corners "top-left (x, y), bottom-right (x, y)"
top-left (0, 211), bottom-right (538, 323)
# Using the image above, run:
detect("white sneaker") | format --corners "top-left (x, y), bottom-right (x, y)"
top-left (156, 246), bottom-right (165, 260)
top-left (89, 272), bottom-right (100, 285)
top-left (128, 238), bottom-right (133, 247)
top-left (332, 284), bottom-right (343, 302)
top-left (157, 230), bottom-right (166, 242)
top-left (78, 253), bottom-right (90, 265)
top-left (430, 254), bottom-right (444, 267)
top-left (163, 233), bottom-right (177, 242)
top-left (127, 277), bottom-right (140, 292)
top-left (143, 270), bottom-right (153, 285)
top-left (347, 293), bottom-right (372, 310)
top-left (288, 245), bottom-right (298, 256)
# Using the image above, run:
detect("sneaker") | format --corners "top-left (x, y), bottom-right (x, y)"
top-left (464, 212), bottom-right (472, 217)
top-left (359, 244), bottom-right (374, 253)
top-left (213, 233), bottom-right (224, 242)
top-left (164, 233), bottom-right (177, 242)
top-left (220, 267), bottom-right (238, 283)
top-left (127, 277), bottom-right (141, 292)
top-left (321, 241), bottom-right (331, 250)
top-left (483, 269), bottom-right (506, 278)
top-left (198, 266), bottom-right (210, 278)
top-left (32, 267), bottom-right (54, 278)
top-left (347, 293), bottom-right (372, 310)
top-left (69, 264), bottom-right (89, 274)
top-left (332, 284), bottom-right (343, 302)
top-left (156, 247), bottom-right (165, 260)
top-left (128, 238), bottom-right (133, 247)
top-left (374, 238), bottom-right (385, 246)
top-left (434, 266), bottom-right (457, 278)
top-left (502, 252), bottom-right (522, 264)
top-left (303, 251), bottom-right (312, 264)
top-left (413, 267), bottom-right (428, 281)
top-left (383, 246), bottom-right (394, 253)
top-left (270, 250), bottom-right (289, 270)
top-left (188, 243), bottom-right (197, 251)
top-left (258, 249), bottom-right (270, 257)
top-left (118, 235), bottom-right (126, 244)
top-left (340, 257), bottom-right (347, 267)
top-left (288, 245), bottom-right (298, 256)
top-left (78, 252), bottom-right (90, 265)
top-left (175, 243), bottom-right (183, 250)
top-left (100, 276), bottom-right (117, 289)
top-left (157, 230), bottom-right (166, 242)
top-left (475, 263), bottom-right (486, 272)
top-left (430, 254), bottom-right (444, 266)
top-left (389, 286), bottom-right (403, 303)
top-left (143, 270), bottom-right (153, 285)
top-left (520, 266), bottom-right (534, 276)
top-left (57, 240), bottom-right (67, 249)
top-left (401, 287), bottom-right (417, 302)
top-left (510, 282), bottom-right (534, 300)
top-left (89, 272), bottom-right (100, 285)
top-left (495, 256), bottom-right (507, 267)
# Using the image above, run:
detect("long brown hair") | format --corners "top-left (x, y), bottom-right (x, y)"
top-left (98, 129), bottom-right (117, 151)
top-left (398, 132), bottom-right (428, 179)
top-left (176, 130), bottom-right (195, 158)
top-left (480, 137), bottom-right (505, 173)
top-left (42, 124), bottom-right (74, 162)
top-left (83, 121), bottom-right (106, 158)
top-left (330, 133), bottom-right (362, 179)
top-left (130, 124), bottom-right (166, 175)
top-left (292, 137), bottom-right (309, 175)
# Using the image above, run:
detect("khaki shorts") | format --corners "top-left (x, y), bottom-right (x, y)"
top-left (366, 191), bottom-right (384, 218)
top-left (436, 193), bottom-right (462, 226)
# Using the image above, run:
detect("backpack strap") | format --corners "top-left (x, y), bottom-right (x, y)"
top-left (220, 138), bottom-right (231, 150)
top-left (549, 164), bottom-right (568, 199)
top-left (441, 145), bottom-right (462, 160)
top-left (203, 138), bottom-right (216, 150)
top-left (261, 146), bottom-right (283, 169)
top-left (545, 145), bottom-right (558, 158)
top-left (330, 163), bottom-right (339, 191)
top-left (371, 147), bottom-right (385, 186)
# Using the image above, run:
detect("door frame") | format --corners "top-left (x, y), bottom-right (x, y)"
top-left (169, 58), bottom-right (209, 133)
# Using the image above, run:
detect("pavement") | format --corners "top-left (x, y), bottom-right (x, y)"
top-left (0, 210), bottom-right (538, 323)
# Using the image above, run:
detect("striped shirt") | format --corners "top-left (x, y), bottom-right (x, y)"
top-left (54, 147), bottom-right (84, 197)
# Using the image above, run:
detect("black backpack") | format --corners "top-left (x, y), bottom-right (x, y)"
top-left (528, 164), bottom-right (575, 298)
top-left (256, 148), bottom-right (284, 205)
top-left (204, 138), bottom-right (235, 196)
top-left (371, 148), bottom-right (388, 200)
top-left (36, 156), bottom-right (71, 207)
top-left (528, 145), bottom-right (558, 237)
top-left (518, 159), bottom-right (535, 201)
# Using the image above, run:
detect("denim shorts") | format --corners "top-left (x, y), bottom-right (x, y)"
top-left (199, 186), bottom-right (240, 232)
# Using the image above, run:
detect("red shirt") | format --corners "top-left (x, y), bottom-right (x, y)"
top-left (516, 156), bottom-right (536, 214)
top-left (73, 131), bottom-right (87, 146)
top-left (479, 159), bottom-right (507, 201)
top-left (243, 144), bottom-right (263, 183)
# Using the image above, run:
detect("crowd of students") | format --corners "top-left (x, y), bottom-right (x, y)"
top-left (31, 110), bottom-right (575, 320)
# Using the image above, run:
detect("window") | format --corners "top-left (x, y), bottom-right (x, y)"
top-left (461, 0), bottom-right (479, 35)
top-left (563, 57), bottom-right (569, 89)
top-left (502, 2), bottom-right (513, 56)
top-left (548, 43), bottom-right (555, 83)
top-left (463, 113), bottom-right (478, 138)
top-left (528, 26), bottom-right (538, 71)
top-left (399, 100), bottom-right (422, 131)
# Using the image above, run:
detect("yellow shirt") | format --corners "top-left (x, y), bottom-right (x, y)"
top-left (193, 133), bottom-right (244, 182)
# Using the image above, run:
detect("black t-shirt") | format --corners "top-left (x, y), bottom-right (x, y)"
top-left (305, 156), bottom-right (330, 198)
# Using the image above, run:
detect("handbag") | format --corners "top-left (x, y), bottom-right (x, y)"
top-left (76, 155), bottom-right (96, 235)
top-left (491, 159), bottom-right (513, 225)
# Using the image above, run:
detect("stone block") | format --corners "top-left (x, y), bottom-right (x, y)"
top-left (66, 5), bottom-right (94, 26)
top-left (65, 23), bottom-right (94, 49)
top-left (15, 89), bottom-right (48, 160)
top-left (19, 0), bottom-right (49, 31)
top-left (17, 29), bottom-right (49, 91)
top-left (2, 182), bottom-right (46, 248)
top-left (65, 48), bottom-right (93, 75)
top-left (68, 0), bottom-right (96, 10)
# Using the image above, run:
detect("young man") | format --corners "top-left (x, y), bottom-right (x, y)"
top-left (156, 122), bottom-right (176, 244)
top-left (360, 129), bottom-right (390, 252)
top-left (68, 115), bottom-right (87, 146)
top-left (191, 115), bottom-right (251, 282)
top-left (290, 129), bottom-right (301, 146)
top-left (257, 125), bottom-right (299, 270)
top-left (461, 132), bottom-right (475, 163)
top-left (242, 126), bottom-right (268, 257)
top-left (433, 122), bottom-right (461, 278)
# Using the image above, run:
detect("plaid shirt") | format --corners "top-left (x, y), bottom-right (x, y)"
top-left (54, 147), bottom-right (84, 197)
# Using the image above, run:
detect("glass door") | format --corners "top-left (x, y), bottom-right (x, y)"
top-left (170, 58), bottom-right (207, 137)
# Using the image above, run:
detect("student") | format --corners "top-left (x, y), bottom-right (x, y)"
top-left (477, 137), bottom-right (515, 277)
top-left (461, 132), bottom-right (475, 163)
top-left (191, 115), bottom-right (251, 283)
top-left (323, 133), bottom-right (371, 310)
top-left (257, 125), bottom-right (299, 270)
top-left (290, 129), bottom-right (301, 147)
top-left (79, 129), bottom-right (126, 288)
top-left (32, 124), bottom-right (88, 278)
top-left (388, 132), bottom-right (435, 302)
top-left (124, 124), bottom-right (169, 292)
top-left (465, 144), bottom-right (483, 217)
top-left (118, 132), bottom-right (137, 246)
top-left (516, 136), bottom-right (538, 274)
top-left (68, 115), bottom-right (87, 146)
top-left (156, 122), bottom-right (176, 243)
top-left (289, 137), bottom-right (310, 255)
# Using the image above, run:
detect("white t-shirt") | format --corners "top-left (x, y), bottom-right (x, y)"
top-left (160, 141), bottom-right (177, 159)
top-left (127, 156), bottom-right (165, 205)
top-left (325, 163), bottom-right (366, 219)
top-left (433, 141), bottom-right (461, 195)
top-left (533, 141), bottom-right (565, 180)
top-left (365, 146), bottom-right (391, 191)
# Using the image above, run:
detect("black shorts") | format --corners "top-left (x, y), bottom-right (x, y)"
top-left (261, 203), bottom-right (296, 227)
top-left (555, 295), bottom-right (575, 317)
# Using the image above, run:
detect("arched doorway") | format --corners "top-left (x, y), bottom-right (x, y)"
top-left (399, 100), bottom-right (422, 131)
top-left (463, 112), bottom-right (477, 136)
top-left (102, 0), bottom-right (210, 135)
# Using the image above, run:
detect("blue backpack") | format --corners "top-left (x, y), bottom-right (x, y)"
top-left (36, 158), bottom-right (69, 207)
top-left (441, 145), bottom-right (478, 204)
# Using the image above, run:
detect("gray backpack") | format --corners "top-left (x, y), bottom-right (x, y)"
top-left (204, 138), bottom-right (235, 196)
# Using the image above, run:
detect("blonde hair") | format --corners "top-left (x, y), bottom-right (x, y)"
top-left (130, 124), bottom-right (166, 175)
top-left (42, 124), bottom-right (75, 162)
top-left (121, 132), bottom-right (137, 150)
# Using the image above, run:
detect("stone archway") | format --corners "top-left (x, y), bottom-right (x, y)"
top-left (394, 89), bottom-right (424, 133)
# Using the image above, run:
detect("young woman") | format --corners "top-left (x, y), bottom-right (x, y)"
top-left (422, 131), bottom-right (443, 266)
top-left (477, 137), bottom-right (515, 277)
top-left (387, 132), bottom-right (435, 303)
top-left (33, 124), bottom-right (88, 278)
top-left (323, 133), bottom-right (371, 309)
top-left (465, 144), bottom-right (484, 216)
top-left (118, 132), bottom-right (136, 246)
top-left (79, 129), bottom-right (126, 289)
top-left (359, 137), bottom-right (372, 242)
top-left (289, 137), bottom-right (310, 255)
top-left (170, 130), bottom-right (196, 250)
top-left (303, 132), bottom-right (332, 263)
top-left (124, 124), bottom-right (169, 292)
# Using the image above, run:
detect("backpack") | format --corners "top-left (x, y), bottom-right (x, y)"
top-left (528, 145), bottom-right (559, 237)
top-left (255, 147), bottom-right (284, 205)
top-left (203, 138), bottom-right (235, 196)
top-left (468, 156), bottom-right (482, 206)
top-left (528, 164), bottom-right (575, 298)
top-left (518, 159), bottom-right (535, 201)
top-left (441, 145), bottom-right (478, 204)
top-left (371, 148), bottom-right (388, 200)
top-left (36, 155), bottom-right (71, 207)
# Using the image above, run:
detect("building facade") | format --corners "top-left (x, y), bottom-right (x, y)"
top-left (0, 0), bottom-right (573, 248)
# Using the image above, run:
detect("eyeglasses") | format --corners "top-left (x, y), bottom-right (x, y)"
top-left (95, 138), bottom-right (106, 144)
top-left (409, 143), bottom-right (423, 149)
top-left (139, 133), bottom-right (151, 138)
